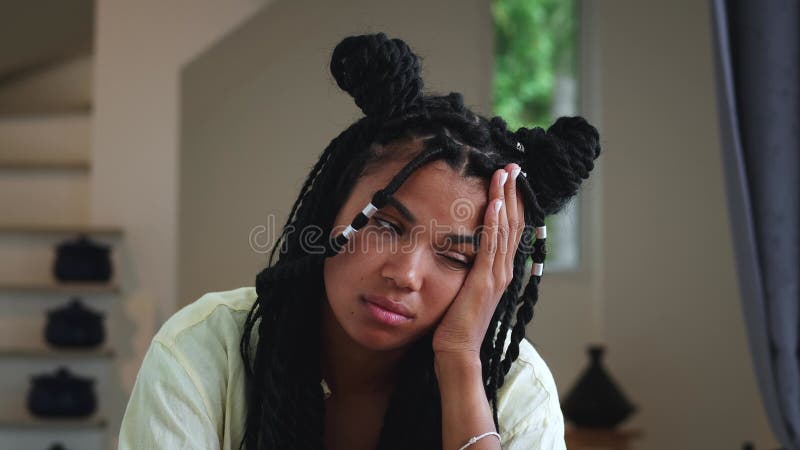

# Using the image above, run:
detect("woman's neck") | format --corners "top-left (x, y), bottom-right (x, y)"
top-left (320, 299), bottom-right (406, 398)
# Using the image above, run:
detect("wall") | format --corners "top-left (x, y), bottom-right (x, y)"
top-left (594, 1), bottom-right (779, 448)
top-left (91, 0), bottom-right (267, 392)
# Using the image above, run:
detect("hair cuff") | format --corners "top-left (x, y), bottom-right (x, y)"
top-left (342, 225), bottom-right (356, 239)
top-left (361, 202), bottom-right (378, 218)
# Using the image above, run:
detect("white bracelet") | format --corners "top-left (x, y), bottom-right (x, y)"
top-left (457, 431), bottom-right (501, 450)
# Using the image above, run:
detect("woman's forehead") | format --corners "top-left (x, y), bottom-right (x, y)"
top-left (366, 156), bottom-right (486, 193)
top-left (365, 160), bottom-right (488, 225)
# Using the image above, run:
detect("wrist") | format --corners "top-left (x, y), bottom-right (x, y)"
top-left (434, 351), bottom-right (482, 377)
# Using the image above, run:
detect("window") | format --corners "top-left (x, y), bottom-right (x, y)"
top-left (492, 0), bottom-right (581, 272)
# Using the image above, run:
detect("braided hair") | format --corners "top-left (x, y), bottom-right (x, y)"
top-left (239, 32), bottom-right (601, 450)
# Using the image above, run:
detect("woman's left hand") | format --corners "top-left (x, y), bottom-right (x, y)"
top-left (432, 163), bottom-right (525, 358)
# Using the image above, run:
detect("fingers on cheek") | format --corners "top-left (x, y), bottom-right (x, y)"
top-left (490, 170), bottom-right (501, 203)
top-left (509, 219), bottom-right (521, 268)
top-left (478, 200), bottom-right (499, 269)
top-left (495, 214), bottom-right (510, 283)
top-left (489, 210), bottom-right (502, 258)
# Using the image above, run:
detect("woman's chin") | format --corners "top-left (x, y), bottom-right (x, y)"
top-left (350, 328), bottom-right (411, 352)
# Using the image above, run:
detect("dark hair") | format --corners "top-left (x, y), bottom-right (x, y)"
top-left (239, 32), bottom-right (600, 449)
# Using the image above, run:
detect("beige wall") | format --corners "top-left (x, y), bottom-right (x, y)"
top-left (591, 1), bottom-right (778, 448)
top-left (91, 0), bottom-right (267, 392)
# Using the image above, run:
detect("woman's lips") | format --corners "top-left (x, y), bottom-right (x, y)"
top-left (363, 295), bottom-right (414, 317)
top-left (362, 295), bottom-right (414, 326)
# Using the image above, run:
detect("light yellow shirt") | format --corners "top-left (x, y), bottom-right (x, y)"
top-left (118, 287), bottom-right (567, 449)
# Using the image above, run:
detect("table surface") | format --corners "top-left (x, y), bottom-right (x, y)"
top-left (565, 427), bottom-right (643, 450)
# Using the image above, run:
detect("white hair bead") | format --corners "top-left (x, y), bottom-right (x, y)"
top-left (342, 225), bottom-right (356, 239)
top-left (520, 170), bottom-right (528, 178)
top-left (516, 142), bottom-right (525, 152)
top-left (536, 226), bottom-right (547, 239)
top-left (361, 202), bottom-right (378, 218)
top-left (532, 263), bottom-right (544, 276)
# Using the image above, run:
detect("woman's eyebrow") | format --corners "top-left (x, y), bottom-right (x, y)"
top-left (387, 196), bottom-right (418, 223)
top-left (387, 196), bottom-right (478, 249)
top-left (444, 234), bottom-right (478, 248)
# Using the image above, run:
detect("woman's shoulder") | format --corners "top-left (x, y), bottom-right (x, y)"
top-left (496, 336), bottom-right (566, 448)
top-left (153, 286), bottom-right (257, 348)
top-left (498, 336), bottom-right (560, 403)
top-left (120, 287), bottom-right (258, 449)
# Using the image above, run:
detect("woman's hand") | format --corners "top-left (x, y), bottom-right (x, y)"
top-left (432, 163), bottom-right (525, 358)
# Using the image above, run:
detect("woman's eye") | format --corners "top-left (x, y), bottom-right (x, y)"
top-left (372, 218), bottom-right (472, 268)
top-left (441, 254), bottom-right (472, 268)
top-left (374, 218), bottom-right (402, 234)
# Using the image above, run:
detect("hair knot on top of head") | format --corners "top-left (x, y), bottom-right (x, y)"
top-left (444, 92), bottom-right (465, 113)
top-left (330, 32), bottom-right (425, 120)
top-left (488, 116), bottom-right (518, 152)
top-left (514, 116), bottom-right (601, 215)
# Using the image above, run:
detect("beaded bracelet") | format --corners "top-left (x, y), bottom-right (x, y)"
top-left (457, 431), bottom-right (501, 450)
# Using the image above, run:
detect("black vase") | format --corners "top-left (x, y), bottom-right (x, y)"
top-left (44, 297), bottom-right (106, 348)
top-left (561, 345), bottom-right (636, 428)
top-left (52, 234), bottom-right (113, 282)
top-left (27, 367), bottom-right (97, 418)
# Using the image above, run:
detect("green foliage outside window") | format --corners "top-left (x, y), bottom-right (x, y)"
top-left (492, 0), bottom-right (577, 130)
top-left (493, 0), bottom-right (580, 270)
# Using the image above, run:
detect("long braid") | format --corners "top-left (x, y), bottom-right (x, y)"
top-left (495, 139), bottom-right (549, 380)
top-left (266, 135), bottom-right (334, 267)
top-left (487, 247), bottom-right (530, 428)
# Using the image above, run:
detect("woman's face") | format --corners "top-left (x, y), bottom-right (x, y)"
top-left (323, 140), bottom-right (489, 352)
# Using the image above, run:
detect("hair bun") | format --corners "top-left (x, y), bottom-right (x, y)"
top-left (329, 32), bottom-right (424, 119)
top-left (516, 116), bottom-right (601, 215)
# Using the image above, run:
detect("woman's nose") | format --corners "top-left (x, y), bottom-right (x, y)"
top-left (380, 246), bottom-right (424, 291)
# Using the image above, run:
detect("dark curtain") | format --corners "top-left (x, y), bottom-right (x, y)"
top-left (710, 1), bottom-right (799, 449)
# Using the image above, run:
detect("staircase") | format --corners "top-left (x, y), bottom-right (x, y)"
top-left (0, 52), bottom-right (123, 450)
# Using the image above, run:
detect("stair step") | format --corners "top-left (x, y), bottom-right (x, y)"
top-left (0, 296), bottom-right (112, 352)
top-left (0, 103), bottom-right (90, 119)
top-left (0, 172), bottom-right (89, 225)
top-left (0, 365), bottom-right (109, 427)
top-left (0, 224), bottom-right (122, 236)
top-left (0, 110), bottom-right (90, 164)
top-left (0, 422), bottom-right (106, 450)
top-left (0, 234), bottom-right (118, 284)
top-left (0, 54), bottom-right (92, 115)
top-left (0, 416), bottom-right (107, 430)
top-left (0, 352), bottom-right (110, 420)
top-left (0, 347), bottom-right (114, 360)
top-left (0, 282), bottom-right (119, 294)
top-left (0, 159), bottom-right (89, 171)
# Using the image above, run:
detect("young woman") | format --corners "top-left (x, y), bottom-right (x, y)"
top-left (119, 32), bottom-right (601, 450)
